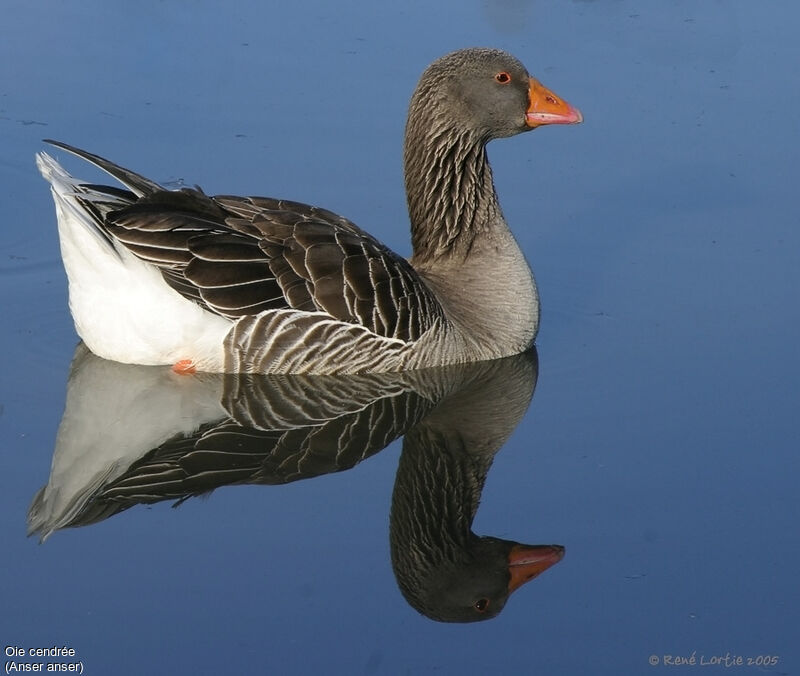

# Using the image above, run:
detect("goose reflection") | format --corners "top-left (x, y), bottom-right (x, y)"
top-left (28, 344), bottom-right (563, 622)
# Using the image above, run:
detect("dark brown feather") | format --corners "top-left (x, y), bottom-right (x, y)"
top-left (45, 146), bottom-right (444, 340)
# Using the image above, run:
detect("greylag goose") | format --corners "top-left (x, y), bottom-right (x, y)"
top-left (390, 350), bottom-right (563, 622)
top-left (29, 346), bottom-right (562, 622)
top-left (36, 48), bottom-right (581, 374)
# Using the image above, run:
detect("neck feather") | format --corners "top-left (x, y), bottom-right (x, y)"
top-left (390, 429), bottom-right (486, 577)
top-left (404, 101), bottom-right (500, 264)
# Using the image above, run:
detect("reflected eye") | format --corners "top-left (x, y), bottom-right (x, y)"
top-left (494, 71), bottom-right (511, 84)
top-left (474, 598), bottom-right (490, 613)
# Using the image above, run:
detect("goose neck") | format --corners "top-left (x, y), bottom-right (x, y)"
top-left (404, 106), bottom-right (500, 264)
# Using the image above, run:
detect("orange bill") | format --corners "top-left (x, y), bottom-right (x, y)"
top-left (526, 78), bottom-right (583, 128)
top-left (508, 543), bottom-right (565, 592)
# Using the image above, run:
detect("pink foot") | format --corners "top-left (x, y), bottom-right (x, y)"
top-left (172, 359), bottom-right (197, 375)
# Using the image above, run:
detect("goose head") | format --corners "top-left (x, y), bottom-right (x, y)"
top-left (404, 48), bottom-right (582, 263)
top-left (403, 537), bottom-right (565, 623)
top-left (408, 47), bottom-right (582, 142)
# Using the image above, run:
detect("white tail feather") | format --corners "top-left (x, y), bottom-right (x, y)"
top-left (37, 152), bottom-right (230, 369)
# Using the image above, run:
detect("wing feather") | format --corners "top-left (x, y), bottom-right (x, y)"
top-left (43, 143), bottom-right (445, 341)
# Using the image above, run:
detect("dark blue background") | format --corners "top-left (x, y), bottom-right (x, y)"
top-left (2, 1), bottom-right (798, 673)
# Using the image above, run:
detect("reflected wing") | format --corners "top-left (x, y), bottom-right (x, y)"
top-left (26, 345), bottom-right (445, 541)
top-left (53, 383), bottom-right (432, 523)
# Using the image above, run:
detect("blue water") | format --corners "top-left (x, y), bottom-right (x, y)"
top-left (2, 1), bottom-right (798, 674)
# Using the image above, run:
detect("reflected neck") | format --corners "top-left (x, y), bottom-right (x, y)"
top-left (390, 429), bottom-right (488, 571)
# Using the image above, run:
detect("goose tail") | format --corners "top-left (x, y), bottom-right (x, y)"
top-left (41, 139), bottom-right (163, 196)
top-left (36, 149), bottom-right (122, 255)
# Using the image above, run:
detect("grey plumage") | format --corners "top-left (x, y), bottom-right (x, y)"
top-left (38, 48), bottom-right (581, 373)
top-left (29, 346), bottom-right (562, 622)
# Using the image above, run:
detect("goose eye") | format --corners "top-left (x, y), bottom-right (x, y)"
top-left (494, 71), bottom-right (511, 84)
top-left (474, 598), bottom-right (490, 613)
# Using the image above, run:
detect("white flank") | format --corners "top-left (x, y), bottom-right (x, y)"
top-left (37, 152), bottom-right (230, 369)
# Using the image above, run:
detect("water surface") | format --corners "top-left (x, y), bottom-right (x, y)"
top-left (2, 1), bottom-right (798, 674)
